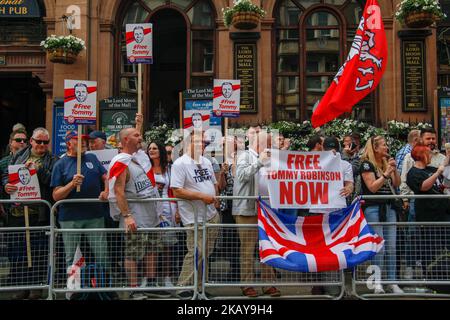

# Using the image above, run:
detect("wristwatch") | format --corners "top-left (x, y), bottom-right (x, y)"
top-left (122, 212), bottom-right (132, 218)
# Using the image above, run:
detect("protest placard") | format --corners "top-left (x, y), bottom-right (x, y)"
top-left (183, 109), bottom-right (210, 132)
top-left (64, 80), bottom-right (97, 125)
top-left (266, 150), bottom-right (346, 209)
top-left (8, 165), bottom-right (41, 200)
top-left (213, 79), bottom-right (241, 118)
top-left (86, 149), bottom-right (119, 171)
top-left (126, 23), bottom-right (153, 64)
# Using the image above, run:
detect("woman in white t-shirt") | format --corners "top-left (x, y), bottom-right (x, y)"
top-left (148, 142), bottom-right (178, 287)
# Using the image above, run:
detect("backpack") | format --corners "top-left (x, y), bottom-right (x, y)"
top-left (70, 264), bottom-right (115, 300)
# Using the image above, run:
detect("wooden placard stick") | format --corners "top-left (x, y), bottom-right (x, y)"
top-left (76, 125), bottom-right (82, 192)
top-left (24, 206), bottom-right (32, 268)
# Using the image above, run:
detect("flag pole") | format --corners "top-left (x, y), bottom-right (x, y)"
top-left (224, 118), bottom-right (229, 164)
top-left (138, 63), bottom-right (143, 134)
top-left (24, 206), bottom-right (32, 268)
top-left (76, 125), bottom-right (82, 192)
top-left (179, 91), bottom-right (183, 129)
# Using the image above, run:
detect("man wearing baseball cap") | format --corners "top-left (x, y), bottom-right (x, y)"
top-left (89, 130), bottom-right (112, 151)
top-left (51, 130), bottom-right (110, 298)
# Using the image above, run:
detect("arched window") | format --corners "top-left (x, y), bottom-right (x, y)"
top-left (116, 0), bottom-right (215, 97)
top-left (274, 0), bottom-right (375, 123)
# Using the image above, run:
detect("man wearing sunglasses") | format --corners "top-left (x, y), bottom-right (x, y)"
top-left (2, 127), bottom-right (58, 300)
top-left (0, 129), bottom-right (28, 189)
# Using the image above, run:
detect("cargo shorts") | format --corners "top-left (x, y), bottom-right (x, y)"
top-left (124, 232), bottom-right (162, 261)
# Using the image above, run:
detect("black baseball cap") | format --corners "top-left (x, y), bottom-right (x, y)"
top-left (89, 131), bottom-right (107, 141)
top-left (323, 136), bottom-right (340, 152)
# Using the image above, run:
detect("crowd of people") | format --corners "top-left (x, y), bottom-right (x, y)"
top-left (0, 117), bottom-right (449, 300)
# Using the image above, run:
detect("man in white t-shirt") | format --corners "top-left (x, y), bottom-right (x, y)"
top-left (170, 130), bottom-right (219, 299)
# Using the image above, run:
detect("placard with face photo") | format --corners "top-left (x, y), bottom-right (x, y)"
top-left (64, 80), bottom-right (97, 125)
top-left (8, 164), bottom-right (41, 200)
top-left (183, 110), bottom-right (210, 132)
top-left (213, 79), bottom-right (241, 118)
top-left (126, 23), bottom-right (153, 64)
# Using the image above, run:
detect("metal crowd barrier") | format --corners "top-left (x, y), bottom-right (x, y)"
top-left (49, 198), bottom-right (198, 300)
top-left (202, 196), bottom-right (345, 300)
top-left (0, 199), bottom-right (53, 300)
top-left (2, 194), bottom-right (450, 300)
top-left (352, 194), bottom-right (450, 299)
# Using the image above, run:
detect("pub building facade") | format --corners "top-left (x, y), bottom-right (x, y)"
top-left (2, 0), bottom-right (450, 148)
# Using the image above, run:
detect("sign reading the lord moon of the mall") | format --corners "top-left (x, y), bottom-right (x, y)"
top-left (100, 97), bottom-right (137, 147)
top-left (402, 40), bottom-right (427, 112)
top-left (0, 0), bottom-right (40, 17)
top-left (234, 43), bottom-right (257, 113)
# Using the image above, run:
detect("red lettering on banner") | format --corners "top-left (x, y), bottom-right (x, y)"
top-left (280, 181), bottom-right (293, 205)
top-left (286, 154), bottom-right (322, 170)
top-left (280, 181), bottom-right (329, 205)
top-left (313, 155), bottom-right (321, 169)
top-left (309, 182), bottom-right (329, 205)
top-left (74, 104), bottom-right (91, 109)
top-left (295, 181), bottom-right (308, 205)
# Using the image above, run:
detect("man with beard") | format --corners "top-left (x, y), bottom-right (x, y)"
top-left (402, 128), bottom-right (445, 174)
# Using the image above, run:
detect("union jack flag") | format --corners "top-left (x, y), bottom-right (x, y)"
top-left (258, 198), bottom-right (384, 272)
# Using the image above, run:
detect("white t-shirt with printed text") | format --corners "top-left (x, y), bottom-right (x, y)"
top-left (170, 154), bottom-right (218, 225)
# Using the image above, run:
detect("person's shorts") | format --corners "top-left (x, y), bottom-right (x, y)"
top-left (124, 232), bottom-right (162, 261)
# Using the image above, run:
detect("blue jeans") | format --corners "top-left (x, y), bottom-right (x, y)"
top-left (405, 199), bottom-right (421, 267)
top-left (364, 205), bottom-right (397, 281)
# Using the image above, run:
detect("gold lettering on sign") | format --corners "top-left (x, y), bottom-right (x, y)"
top-left (0, 0), bottom-right (25, 5)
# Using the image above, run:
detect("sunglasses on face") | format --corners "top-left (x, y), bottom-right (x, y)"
top-left (32, 138), bottom-right (50, 145)
top-left (13, 138), bottom-right (27, 143)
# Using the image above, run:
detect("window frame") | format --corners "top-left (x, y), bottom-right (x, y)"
top-left (272, 0), bottom-right (377, 123)
top-left (114, 0), bottom-right (216, 98)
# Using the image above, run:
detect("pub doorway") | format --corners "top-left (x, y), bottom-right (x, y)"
top-left (0, 74), bottom-right (45, 154)
top-left (148, 9), bottom-right (187, 128)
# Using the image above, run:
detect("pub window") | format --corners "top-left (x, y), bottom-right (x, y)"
top-left (0, 0), bottom-right (46, 44)
top-left (274, 0), bottom-right (375, 123)
top-left (118, 0), bottom-right (215, 97)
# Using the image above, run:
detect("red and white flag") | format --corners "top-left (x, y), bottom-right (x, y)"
top-left (311, 0), bottom-right (387, 128)
top-left (108, 149), bottom-right (156, 220)
top-left (66, 245), bottom-right (85, 299)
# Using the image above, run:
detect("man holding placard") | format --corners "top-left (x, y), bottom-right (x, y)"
top-left (3, 127), bottom-right (58, 300)
top-left (51, 131), bottom-right (109, 283)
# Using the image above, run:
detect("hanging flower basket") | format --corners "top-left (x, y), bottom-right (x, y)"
top-left (41, 35), bottom-right (85, 65)
top-left (231, 11), bottom-right (260, 30)
top-left (222, 0), bottom-right (266, 29)
top-left (47, 48), bottom-right (78, 64)
top-left (404, 11), bottom-right (438, 28)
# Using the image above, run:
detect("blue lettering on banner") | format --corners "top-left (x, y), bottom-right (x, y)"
top-left (185, 99), bottom-right (222, 127)
top-left (185, 100), bottom-right (212, 111)
top-left (52, 104), bottom-right (76, 156)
